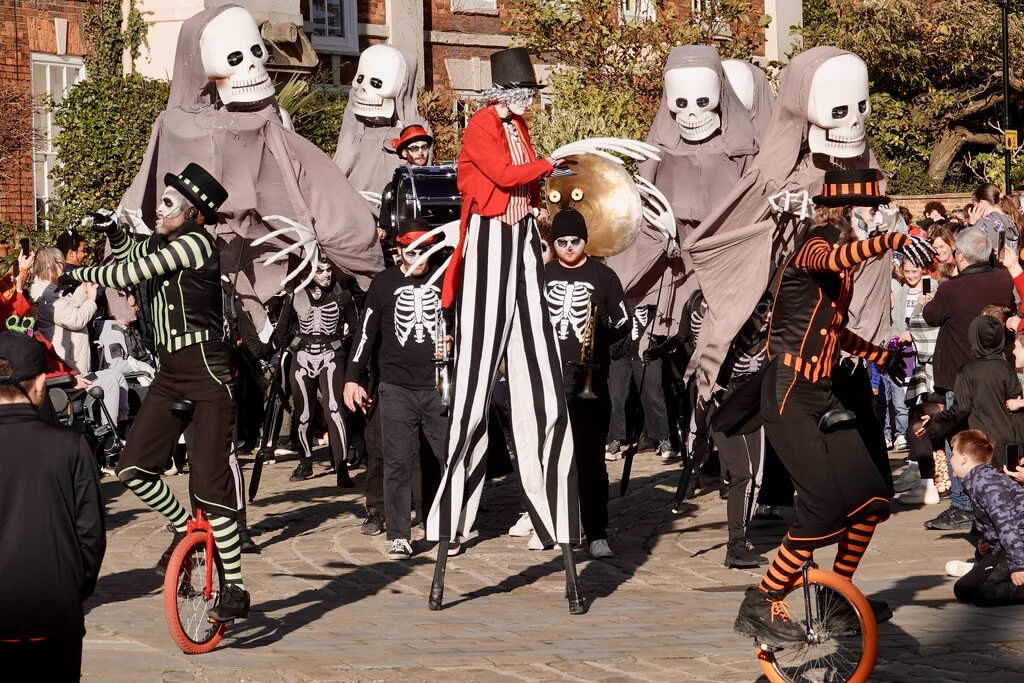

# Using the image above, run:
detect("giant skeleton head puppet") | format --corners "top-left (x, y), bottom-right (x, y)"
top-left (664, 67), bottom-right (721, 142)
top-left (199, 7), bottom-right (276, 106)
top-left (806, 54), bottom-right (870, 158)
top-left (348, 45), bottom-right (406, 121)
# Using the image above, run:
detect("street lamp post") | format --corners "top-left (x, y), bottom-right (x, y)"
top-left (998, 0), bottom-right (1012, 192)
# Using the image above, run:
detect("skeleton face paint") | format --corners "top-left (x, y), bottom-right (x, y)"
top-left (199, 7), bottom-right (275, 105)
top-left (665, 67), bottom-right (721, 142)
top-left (156, 186), bottom-right (189, 236)
top-left (508, 90), bottom-right (535, 116)
top-left (313, 259), bottom-right (333, 288)
top-left (806, 54), bottom-right (871, 158)
top-left (349, 45), bottom-right (405, 120)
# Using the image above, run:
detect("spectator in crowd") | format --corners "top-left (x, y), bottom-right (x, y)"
top-left (0, 245), bottom-right (33, 331)
top-left (924, 200), bottom-right (947, 224)
top-left (927, 224), bottom-right (958, 268)
top-left (28, 247), bottom-right (65, 341)
top-left (922, 226), bottom-right (1015, 530)
top-left (0, 332), bottom-right (105, 680)
top-left (377, 125), bottom-right (434, 249)
top-left (884, 258), bottom-right (924, 451)
top-left (55, 230), bottom-right (89, 272)
top-left (968, 182), bottom-right (1024, 255)
top-left (948, 429), bottom-right (1024, 607)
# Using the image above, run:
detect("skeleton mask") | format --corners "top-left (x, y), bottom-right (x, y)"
top-left (313, 259), bottom-right (333, 288)
top-left (665, 67), bottom-right (721, 142)
top-left (200, 7), bottom-right (275, 105)
top-left (721, 60), bottom-right (755, 111)
top-left (806, 54), bottom-right (871, 158)
top-left (349, 45), bottom-right (405, 120)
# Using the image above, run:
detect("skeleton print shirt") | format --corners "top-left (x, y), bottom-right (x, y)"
top-left (345, 264), bottom-right (442, 390)
top-left (544, 259), bottom-right (630, 394)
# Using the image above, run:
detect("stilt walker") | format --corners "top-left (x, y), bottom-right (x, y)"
top-left (425, 48), bottom-right (584, 613)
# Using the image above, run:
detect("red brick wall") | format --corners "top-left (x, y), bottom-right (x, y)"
top-left (893, 194), bottom-right (974, 220)
top-left (0, 0), bottom-right (93, 225)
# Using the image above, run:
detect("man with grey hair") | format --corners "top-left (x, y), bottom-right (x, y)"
top-left (922, 226), bottom-right (1015, 530)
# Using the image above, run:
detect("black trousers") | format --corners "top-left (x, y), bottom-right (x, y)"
top-left (569, 394), bottom-right (610, 542)
top-left (379, 382), bottom-right (447, 541)
top-left (954, 549), bottom-right (1024, 606)
top-left (117, 341), bottom-right (239, 518)
top-left (761, 360), bottom-right (890, 548)
top-left (0, 634), bottom-right (82, 682)
top-left (607, 357), bottom-right (669, 442)
top-left (712, 422), bottom-right (764, 542)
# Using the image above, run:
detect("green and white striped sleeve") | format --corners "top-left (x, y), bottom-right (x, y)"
top-left (72, 232), bottom-right (214, 289)
top-left (109, 227), bottom-right (154, 263)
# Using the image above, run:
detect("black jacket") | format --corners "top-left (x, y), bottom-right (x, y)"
top-left (0, 404), bottom-right (105, 638)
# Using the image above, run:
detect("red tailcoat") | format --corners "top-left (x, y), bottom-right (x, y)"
top-left (443, 105), bottom-right (554, 307)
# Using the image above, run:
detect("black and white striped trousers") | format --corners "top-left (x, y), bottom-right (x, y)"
top-left (427, 214), bottom-right (580, 545)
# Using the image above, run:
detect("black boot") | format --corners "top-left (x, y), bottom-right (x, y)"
top-left (289, 461), bottom-right (313, 482)
top-left (336, 461), bottom-right (355, 488)
top-left (734, 587), bottom-right (807, 647)
top-left (725, 539), bottom-right (769, 568)
top-left (207, 584), bottom-right (250, 622)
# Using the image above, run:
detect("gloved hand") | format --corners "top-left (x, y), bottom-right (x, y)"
top-left (899, 233), bottom-right (937, 269)
top-left (83, 209), bottom-right (119, 235)
top-left (56, 273), bottom-right (80, 296)
top-left (642, 334), bottom-right (667, 364)
top-left (882, 348), bottom-right (908, 384)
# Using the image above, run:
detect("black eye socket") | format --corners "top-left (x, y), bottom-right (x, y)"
top-left (251, 44), bottom-right (264, 59)
top-left (675, 98), bottom-right (687, 108)
top-left (858, 100), bottom-right (868, 113)
top-left (696, 97), bottom-right (710, 107)
top-left (832, 105), bottom-right (849, 119)
top-left (356, 74), bottom-right (364, 84)
top-left (370, 78), bottom-right (383, 89)
top-left (227, 51), bottom-right (243, 67)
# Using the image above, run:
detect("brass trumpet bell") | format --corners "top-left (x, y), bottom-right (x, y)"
top-left (545, 153), bottom-right (644, 257)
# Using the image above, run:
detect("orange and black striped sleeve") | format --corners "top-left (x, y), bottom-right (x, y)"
top-left (793, 232), bottom-right (909, 274)
top-left (839, 328), bottom-right (887, 364)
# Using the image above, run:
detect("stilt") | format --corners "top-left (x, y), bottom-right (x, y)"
top-left (428, 539), bottom-right (450, 611)
top-left (561, 543), bottom-right (586, 615)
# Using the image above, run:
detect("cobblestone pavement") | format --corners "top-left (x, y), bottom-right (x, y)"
top-left (83, 449), bottom-right (1024, 682)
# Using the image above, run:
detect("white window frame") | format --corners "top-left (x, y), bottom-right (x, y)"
top-left (309, 0), bottom-right (359, 55)
top-left (691, 0), bottom-right (709, 13)
top-left (620, 0), bottom-right (656, 22)
top-left (30, 53), bottom-right (85, 227)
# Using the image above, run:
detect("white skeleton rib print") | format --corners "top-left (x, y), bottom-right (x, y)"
top-left (545, 280), bottom-right (594, 342)
top-left (631, 305), bottom-right (650, 341)
top-left (394, 284), bottom-right (441, 346)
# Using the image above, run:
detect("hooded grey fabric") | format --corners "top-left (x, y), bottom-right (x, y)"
top-left (607, 45), bottom-right (758, 335)
top-left (681, 46), bottom-right (883, 398)
top-left (332, 46), bottom-right (431, 198)
top-left (120, 6), bottom-right (383, 327)
top-left (742, 60), bottom-right (775, 143)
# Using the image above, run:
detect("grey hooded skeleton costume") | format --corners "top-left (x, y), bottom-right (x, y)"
top-left (332, 47), bottom-right (432, 199)
top-left (607, 46), bottom-right (759, 336)
top-left (681, 46), bottom-right (886, 399)
top-left (120, 5), bottom-right (383, 327)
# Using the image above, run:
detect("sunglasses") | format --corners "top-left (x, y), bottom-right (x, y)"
top-left (406, 143), bottom-right (431, 153)
top-left (556, 237), bottom-right (583, 248)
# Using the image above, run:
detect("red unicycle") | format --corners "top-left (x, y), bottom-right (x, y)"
top-left (162, 507), bottom-right (228, 654)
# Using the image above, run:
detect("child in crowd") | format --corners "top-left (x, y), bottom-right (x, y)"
top-left (919, 315), bottom-right (1022, 471)
top-left (949, 430), bottom-right (1024, 606)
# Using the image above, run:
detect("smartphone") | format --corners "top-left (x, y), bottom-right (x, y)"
top-left (997, 230), bottom-right (1006, 259)
top-left (19, 238), bottom-right (29, 257)
top-left (1008, 443), bottom-right (1022, 471)
top-left (922, 276), bottom-right (931, 295)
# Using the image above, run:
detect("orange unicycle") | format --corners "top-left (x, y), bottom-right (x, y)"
top-left (754, 562), bottom-right (878, 683)
top-left (162, 507), bottom-right (228, 654)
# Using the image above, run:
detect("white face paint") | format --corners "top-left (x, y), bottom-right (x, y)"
top-left (313, 260), bottom-right (333, 288)
top-left (349, 45), bottom-right (405, 119)
top-left (200, 7), bottom-right (276, 105)
top-left (508, 91), bottom-right (535, 116)
top-left (665, 67), bottom-right (721, 142)
top-left (806, 54), bottom-right (871, 158)
top-left (722, 59), bottom-right (755, 111)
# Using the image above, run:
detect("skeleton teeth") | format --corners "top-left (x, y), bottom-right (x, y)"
top-left (824, 131), bottom-right (866, 145)
top-left (232, 76), bottom-right (270, 91)
top-left (353, 98), bottom-right (384, 109)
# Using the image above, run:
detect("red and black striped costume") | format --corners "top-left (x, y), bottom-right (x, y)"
top-left (757, 223), bottom-right (910, 592)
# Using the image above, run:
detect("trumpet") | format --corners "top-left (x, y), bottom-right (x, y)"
top-left (573, 303), bottom-right (598, 400)
top-left (435, 314), bottom-right (452, 406)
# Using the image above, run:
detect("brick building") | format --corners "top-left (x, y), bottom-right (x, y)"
top-left (0, 0), bottom-right (93, 226)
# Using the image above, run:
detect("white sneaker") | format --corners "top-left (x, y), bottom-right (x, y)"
top-left (446, 539), bottom-right (462, 557)
top-left (893, 435), bottom-right (909, 452)
top-left (923, 486), bottom-right (940, 505)
top-left (388, 538), bottom-right (412, 560)
top-left (589, 539), bottom-right (614, 559)
top-left (508, 512), bottom-right (534, 537)
top-left (527, 532), bottom-right (547, 550)
top-left (945, 560), bottom-right (974, 577)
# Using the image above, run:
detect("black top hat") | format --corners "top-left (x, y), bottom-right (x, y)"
top-left (489, 48), bottom-right (545, 90)
top-left (164, 163), bottom-right (228, 224)
top-left (813, 168), bottom-right (890, 208)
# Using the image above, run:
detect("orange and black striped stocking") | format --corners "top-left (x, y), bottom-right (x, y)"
top-left (833, 515), bottom-right (882, 580)
top-left (759, 536), bottom-right (813, 593)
